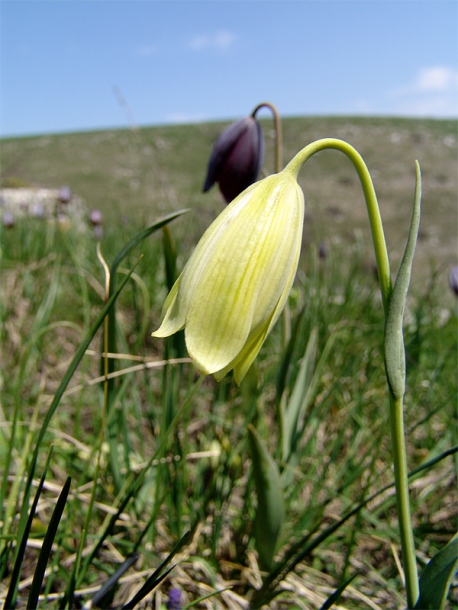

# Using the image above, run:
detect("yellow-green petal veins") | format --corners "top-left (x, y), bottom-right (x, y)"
top-left (152, 169), bottom-right (304, 384)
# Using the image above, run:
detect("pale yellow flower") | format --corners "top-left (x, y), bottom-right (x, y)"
top-left (152, 169), bottom-right (304, 384)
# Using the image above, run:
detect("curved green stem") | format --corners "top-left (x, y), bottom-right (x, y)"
top-left (252, 101), bottom-right (283, 173)
top-left (285, 138), bottom-right (392, 313)
top-left (286, 138), bottom-right (419, 607)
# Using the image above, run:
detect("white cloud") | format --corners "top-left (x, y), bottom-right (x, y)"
top-left (189, 30), bottom-right (235, 52)
top-left (387, 66), bottom-right (458, 117)
top-left (412, 66), bottom-right (458, 92)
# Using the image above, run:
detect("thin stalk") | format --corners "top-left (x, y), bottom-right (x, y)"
top-left (252, 101), bottom-right (283, 173)
top-left (390, 395), bottom-right (419, 607)
top-left (285, 138), bottom-right (419, 607)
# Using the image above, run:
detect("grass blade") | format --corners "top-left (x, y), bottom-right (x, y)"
top-left (27, 476), bottom-right (71, 609)
top-left (3, 449), bottom-right (53, 610)
top-left (121, 530), bottom-right (192, 609)
top-left (88, 553), bottom-right (139, 608)
top-left (319, 571), bottom-right (358, 609)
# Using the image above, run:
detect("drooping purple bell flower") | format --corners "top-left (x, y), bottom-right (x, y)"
top-left (203, 116), bottom-right (264, 203)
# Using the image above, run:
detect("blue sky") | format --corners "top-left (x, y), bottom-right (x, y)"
top-left (1, 0), bottom-right (457, 137)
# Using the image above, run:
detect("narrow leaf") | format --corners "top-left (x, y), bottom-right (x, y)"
top-left (122, 530), bottom-right (191, 609)
top-left (384, 162), bottom-right (421, 398)
top-left (110, 209), bottom-right (188, 276)
top-left (283, 327), bottom-right (318, 462)
top-left (27, 476), bottom-right (71, 609)
top-left (248, 425), bottom-right (284, 570)
top-left (319, 571), bottom-right (358, 609)
top-left (90, 553), bottom-right (139, 607)
top-left (276, 307), bottom-right (305, 400)
top-left (414, 534), bottom-right (458, 610)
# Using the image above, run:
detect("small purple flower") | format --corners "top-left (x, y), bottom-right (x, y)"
top-left (31, 202), bottom-right (44, 219)
top-left (167, 587), bottom-right (182, 610)
top-left (58, 186), bottom-right (71, 204)
top-left (89, 209), bottom-right (103, 226)
top-left (203, 116), bottom-right (264, 203)
top-left (2, 210), bottom-right (14, 228)
top-left (449, 266), bottom-right (458, 297)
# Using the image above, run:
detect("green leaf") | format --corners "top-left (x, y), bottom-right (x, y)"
top-left (414, 534), bottom-right (458, 610)
top-left (384, 162), bottom-right (421, 399)
top-left (248, 425), bottom-right (284, 570)
top-left (110, 209), bottom-right (189, 276)
top-left (283, 327), bottom-right (318, 463)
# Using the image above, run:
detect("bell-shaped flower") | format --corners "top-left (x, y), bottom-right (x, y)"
top-left (152, 169), bottom-right (304, 384)
top-left (202, 116), bottom-right (264, 203)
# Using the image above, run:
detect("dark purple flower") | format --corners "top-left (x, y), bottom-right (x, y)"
top-left (167, 587), bottom-right (182, 610)
top-left (203, 116), bottom-right (264, 203)
top-left (449, 266), bottom-right (458, 297)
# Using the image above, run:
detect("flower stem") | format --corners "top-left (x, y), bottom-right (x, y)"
top-left (252, 101), bottom-right (283, 173)
top-left (285, 138), bottom-right (392, 312)
top-left (286, 138), bottom-right (419, 607)
top-left (390, 395), bottom-right (419, 607)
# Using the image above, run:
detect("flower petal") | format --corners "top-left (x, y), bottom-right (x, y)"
top-left (202, 118), bottom-right (251, 193)
top-left (151, 275), bottom-right (186, 337)
top-left (215, 224), bottom-right (302, 384)
top-left (184, 173), bottom-right (304, 376)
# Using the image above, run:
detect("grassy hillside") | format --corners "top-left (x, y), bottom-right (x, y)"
top-left (1, 116), bottom-right (457, 287)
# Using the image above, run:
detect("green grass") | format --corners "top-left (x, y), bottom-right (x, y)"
top-left (0, 116), bottom-right (457, 608)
